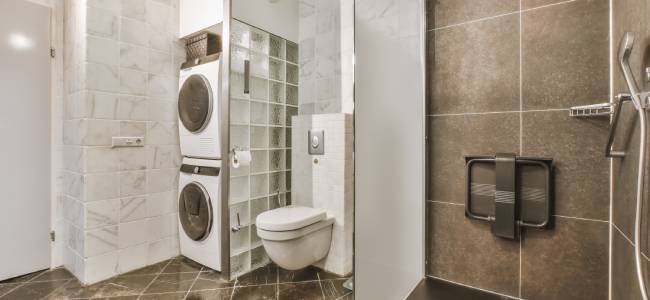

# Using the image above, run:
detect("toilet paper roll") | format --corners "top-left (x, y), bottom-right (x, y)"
top-left (231, 150), bottom-right (252, 168)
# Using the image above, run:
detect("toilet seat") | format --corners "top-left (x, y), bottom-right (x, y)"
top-left (256, 206), bottom-right (334, 241)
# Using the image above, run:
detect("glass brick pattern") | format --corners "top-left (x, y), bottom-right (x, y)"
top-left (228, 20), bottom-right (298, 278)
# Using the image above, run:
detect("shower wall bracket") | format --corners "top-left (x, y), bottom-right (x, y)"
top-left (465, 154), bottom-right (554, 240)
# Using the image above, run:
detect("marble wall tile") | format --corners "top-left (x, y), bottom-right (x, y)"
top-left (86, 6), bottom-right (118, 39)
top-left (121, 17), bottom-right (149, 46)
top-left (63, 0), bottom-right (182, 284)
top-left (84, 172), bottom-right (120, 202)
top-left (84, 225), bottom-right (119, 257)
top-left (120, 43), bottom-right (148, 71)
top-left (88, 0), bottom-right (121, 12)
top-left (118, 219), bottom-right (149, 249)
top-left (148, 100), bottom-right (177, 122)
top-left (84, 251), bottom-right (118, 284)
top-left (85, 198), bottom-right (120, 229)
top-left (119, 96), bottom-right (148, 121)
top-left (146, 190), bottom-right (176, 217)
top-left (87, 36), bottom-right (119, 66)
top-left (120, 68), bottom-right (148, 95)
top-left (118, 243), bottom-right (149, 273)
top-left (85, 147), bottom-right (119, 173)
top-left (86, 92), bottom-right (119, 119)
top-left (85, 63), bottom-right (119, 93)
top-left (146, 0), bottom-right (172, 33)
top-left (63, 146), bottom-right (85, 172)
top-left (148, 237), bottom-right (178, 265)
top-left (119, 171), bottom-right (147, 197)
top-left (120, 121), bottom-right (147, 137)
top-left (146, 168), bottom-right (178, 193)
top-left (147, 214), bottom-right (175, 241)
top-left (148, 50), bottom-right (173, 75)
top-left (293, 113), bottom-right (353, 276)
top-left (148, 74), bottom-right (175, 98)
top-left (120, 196), bottom-right (148, 222)
top-left (121, 0), bottom-right (146, 21)
top-left (119, 148), bottom-right (147, 171)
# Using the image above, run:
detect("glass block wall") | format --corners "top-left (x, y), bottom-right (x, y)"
top-left (228, 19), bottom-right (299, 278)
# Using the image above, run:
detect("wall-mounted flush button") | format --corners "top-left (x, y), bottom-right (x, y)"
top-left (308, 130), bottom-right (324, 155)
top-left (311, 135), bottom-right (320, 148)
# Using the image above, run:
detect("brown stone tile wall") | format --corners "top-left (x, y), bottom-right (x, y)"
top-left (426, 0), bottom-right (611, 299)
top-left (610, 0), bottom-right (650, 299)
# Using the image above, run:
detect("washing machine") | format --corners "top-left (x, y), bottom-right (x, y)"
top-left (178, 157), bottom-right (221, 271)
top-left (178, 57), bottom-right (221, 159)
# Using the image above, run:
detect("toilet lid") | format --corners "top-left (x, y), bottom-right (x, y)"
top-left (256, 206), bottom-right (327, 231)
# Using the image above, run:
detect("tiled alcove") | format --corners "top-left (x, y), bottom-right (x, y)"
top-left (228, 19), bottom-right (299, 277)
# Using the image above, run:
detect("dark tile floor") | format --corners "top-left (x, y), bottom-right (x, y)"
top-left (406, 277), bottom-right (514, 300)
top-left (0, 257), bottom-right (353, 300)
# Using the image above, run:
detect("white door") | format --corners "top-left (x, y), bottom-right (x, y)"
top-left (0, 0), bottom-right (51, 281)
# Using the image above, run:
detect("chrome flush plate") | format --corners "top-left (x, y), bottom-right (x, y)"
top-left (308, 130), bottom-right (324, 155)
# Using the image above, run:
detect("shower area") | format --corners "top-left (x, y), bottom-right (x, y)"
top-left (421, 0), bottom-right (650, 299)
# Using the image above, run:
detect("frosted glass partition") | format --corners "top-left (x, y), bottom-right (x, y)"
top-left (354, 0), bottom-right (426, 299)
top-left (228, 19), bottom-right (297, 278)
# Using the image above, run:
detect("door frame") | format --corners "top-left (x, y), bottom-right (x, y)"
top-left (25, 0), bottom-right (58, 269)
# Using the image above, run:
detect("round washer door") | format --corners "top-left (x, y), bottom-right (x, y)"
top-left (178, 74), bottom-right (213, 133)
top-left (179, 182), bottom-right (213, 241)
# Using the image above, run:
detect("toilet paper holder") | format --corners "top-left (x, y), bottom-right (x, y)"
top-left (231, 145), bottom-right (247, 158)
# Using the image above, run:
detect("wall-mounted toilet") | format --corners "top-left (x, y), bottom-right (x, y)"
top-left (256, 206), bottom-right (334, 270)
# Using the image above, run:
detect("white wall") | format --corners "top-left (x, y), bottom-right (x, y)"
top-left (232, 0), bottom-right (298, 42)
top-left (62, 0), bottom-right (185, 284)
top-left (292, 113), bottom-right (354, 276)
top-left (298, 0), bottom-right (354, 115)
top-left (354, 0), bottom-right (426, 299)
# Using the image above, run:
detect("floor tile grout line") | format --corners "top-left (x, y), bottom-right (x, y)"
top-left (554, 214), bottom-right (609, 223)
top-left (0, 282), bottom-right (25, 298)
top-left (426, 275), bottom-right (523, 300)
top-left (427, 108), bottom-right (570, 117)
top-left (428, 200), bottom-right (609, 223)
top-left (611, 224), bottom-right (650, 262)
top-left (427, 0), bottom-right (578, 31)
top-left (137, 258), bottom-right (175, 300)
top-left (334, 293), bottom-right (353, 300)
top-left (38, 278), bottom-right (76, 300)
top-left (181, 269), bottom-right (202, 300)
top-left (275, 266), bottom-right (280, 300)
top-left (316, 273), bottom-right (326, 299)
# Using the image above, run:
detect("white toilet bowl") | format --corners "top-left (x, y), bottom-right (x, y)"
top-left (256, 206), bottom-right (334, 270)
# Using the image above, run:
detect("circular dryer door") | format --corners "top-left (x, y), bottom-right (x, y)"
top-left (178, 74), bottom-right (213, 133)
top-left (179, 182), bottom-right (213, 241)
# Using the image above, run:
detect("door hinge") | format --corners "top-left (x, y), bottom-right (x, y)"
top-left (50, 47), bottom-right (55, 58)
top-left (50, 231), bottom-right (55, 242)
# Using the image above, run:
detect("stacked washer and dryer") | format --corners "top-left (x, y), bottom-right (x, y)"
top-left (176, 50), bottom-right (222, 271)
top-left (175, 0), bottom-right (225, 272)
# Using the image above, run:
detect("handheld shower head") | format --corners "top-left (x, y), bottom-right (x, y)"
top-left (618, 31), bottom-right (635, 64)
top-left (618, 32), bottom-right (642, 109)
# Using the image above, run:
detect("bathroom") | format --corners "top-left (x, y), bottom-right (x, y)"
top-left (0, 0), bottom-right (649, 299)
